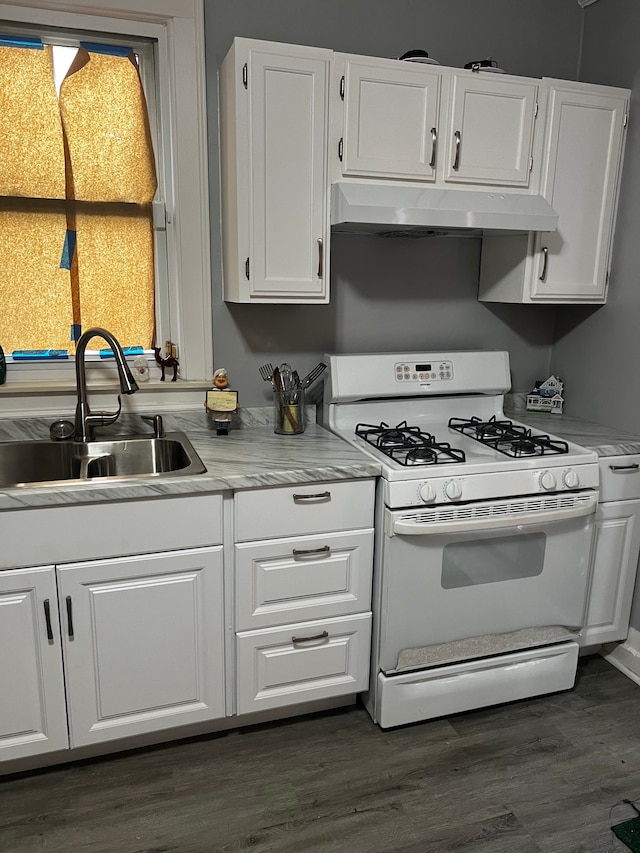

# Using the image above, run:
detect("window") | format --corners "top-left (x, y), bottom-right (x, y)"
top-left (0, 35), bottom-right (158, 354)
top-left (0, 0), bottom-right (211, 399)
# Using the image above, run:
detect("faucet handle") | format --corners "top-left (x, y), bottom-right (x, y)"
top-left (84, 395), bottom-right (123, 434)
top-left (141, 413), bottom-right (164, 438)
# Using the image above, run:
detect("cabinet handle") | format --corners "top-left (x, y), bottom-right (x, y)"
top-left (539, 246), bottom-right (549, 282)
top-left (292, 491), bottom-right (331, 503)
top-left (292, 630), bottom-right (329, 646)
top-left (338, 137), bottom-right (344, 162)
top-left (292, 545), bottom-right (331, 558)
top-left (609, 463), bottom-right (640, 472)
top-left (43, 599), bottom-right (54, 641)
top-left (65, 595), bottom-right (74, 639)
top-left (452, 130), bottom-right (461, 171)
top-left (429, 127), bottom-right (437, 169)
top-left (317, 238), bottom-right (323, 278)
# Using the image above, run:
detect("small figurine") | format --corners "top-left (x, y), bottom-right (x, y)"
top-left (132, 354), bottom-right (150, 382)
top-left (154, 342), bottom-right (179, 382)
top-left (526, 375), bottom-right (564, 415)
top-left (205, 367), bottom-right (239, 435)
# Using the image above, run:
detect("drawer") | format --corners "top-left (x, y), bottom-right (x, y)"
top-left (236, 613), bottom-right (372, 714)
top-left (234, 479), bottom-right (375, 541)
top-left (0, 493), bottom-right (223, 569)
top-left (599, 455), bottom-right (640, 502)
top-left (235, 529), bottom-right (373, 630)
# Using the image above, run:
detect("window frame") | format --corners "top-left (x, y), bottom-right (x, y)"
top-left (0, 0), bottom-right (211, 390)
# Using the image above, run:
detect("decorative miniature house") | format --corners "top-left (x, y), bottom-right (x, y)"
top-left (526, 375), bottom-right (564, 414)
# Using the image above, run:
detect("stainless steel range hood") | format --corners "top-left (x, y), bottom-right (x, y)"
top-left (331, 182), bottom-right (558, 237)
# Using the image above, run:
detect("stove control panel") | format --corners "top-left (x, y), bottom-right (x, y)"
top-left (395, 360), bottom-right (453, 383)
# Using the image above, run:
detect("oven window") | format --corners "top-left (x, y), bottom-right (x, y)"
top-left (441, 533), bottom-right (546, 589)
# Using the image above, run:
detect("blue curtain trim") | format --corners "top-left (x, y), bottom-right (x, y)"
top-left (79, 42), bottom-right (132, 57)
top-left (0, 35), bottom-right (43, 49)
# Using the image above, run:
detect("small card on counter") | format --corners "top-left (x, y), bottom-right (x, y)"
top-left (206, 390), bottom-right (238, 412)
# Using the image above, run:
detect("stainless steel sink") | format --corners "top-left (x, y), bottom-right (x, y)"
top-left (0, 432), bottom-right (206, 488)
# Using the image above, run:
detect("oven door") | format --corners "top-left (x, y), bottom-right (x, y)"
top-left (378, 492), bottom-right (598, 673)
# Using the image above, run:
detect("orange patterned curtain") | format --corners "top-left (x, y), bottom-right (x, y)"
top-left (0, 38), bottom-right (157, 354)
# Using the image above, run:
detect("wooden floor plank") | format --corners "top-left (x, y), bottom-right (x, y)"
top-left (1, 655), bottom-right (639, 853)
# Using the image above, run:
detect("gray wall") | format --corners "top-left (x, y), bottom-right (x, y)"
top-left (204, 0), bottom-right (583, 405)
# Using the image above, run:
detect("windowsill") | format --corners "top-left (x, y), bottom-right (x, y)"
top-left (0, 378), bottom-right (210, 396)
top-left (0, 377), bottom-right (212, 418)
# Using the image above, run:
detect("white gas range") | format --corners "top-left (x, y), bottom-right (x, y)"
top-left (323, 351), bottom-right (599, 729)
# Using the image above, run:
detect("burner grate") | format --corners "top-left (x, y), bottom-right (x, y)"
top-left (356, 421), bottom-right (466, 466)
top-left (448, 415), bottom-right (569, 458)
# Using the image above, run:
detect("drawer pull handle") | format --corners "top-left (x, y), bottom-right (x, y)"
top-left (292, 491), bottom-right (331, 503)
top-left (292, 630), bottom-right (329, 646)
top-left (43, 599), bottom-right (54, 641)
top-left (66, 595), bottom-right (74, 639)
top-left (609, 463), bottom-right (640, 472)
top-left (293, 545), bottom-right (331, 558)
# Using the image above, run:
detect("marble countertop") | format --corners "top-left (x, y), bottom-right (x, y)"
top-left (506, 397), bottom-right (640, 457)
top-left (0, 411), bottom-right (380, 511)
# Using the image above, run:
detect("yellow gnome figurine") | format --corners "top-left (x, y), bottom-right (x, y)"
top-left (205, 368), bottom-right (238, 435)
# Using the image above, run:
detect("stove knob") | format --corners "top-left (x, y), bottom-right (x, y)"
top-left (562, 469), bottom-right (580, 489)
top-left (445, 479), bottom-right (463, 501)
top-left (419, 482), bottom-right (436, 504)
top-left (538, 470), bottom-right (557, 491)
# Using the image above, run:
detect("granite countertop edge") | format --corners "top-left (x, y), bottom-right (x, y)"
top-left (0, 418), bottom-right (380, 511)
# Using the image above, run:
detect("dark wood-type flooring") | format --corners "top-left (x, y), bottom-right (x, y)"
top-left (2, 655), bottom-right (640, 853)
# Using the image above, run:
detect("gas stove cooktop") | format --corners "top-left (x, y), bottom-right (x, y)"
top-left (323, 351), bottom-right (600, 508)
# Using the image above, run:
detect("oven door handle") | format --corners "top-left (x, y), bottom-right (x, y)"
top-left (390, 496), bottom-right (597, 536)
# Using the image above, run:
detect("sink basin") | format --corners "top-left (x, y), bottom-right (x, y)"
top-left (0, 432), bottom-right (206, 488)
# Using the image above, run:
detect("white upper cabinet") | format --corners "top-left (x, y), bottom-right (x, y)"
top-left (221, 38), bottom-right (332, 303)
top-left (335, 54), bottom-right (539, 189)
top-left (479, 79), bottom-right (630, 304)
top-left (338, 56), bottom-right (442, 181)
top-left (443, 73), bottom-right (538, 187)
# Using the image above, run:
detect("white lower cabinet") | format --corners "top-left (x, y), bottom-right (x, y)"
top-left (1, 479), bottom-right (376, 768)
top-left (582, 457), bottom-right (640, 647)
top-left (0, 546), bottom-right (225, 761)
top-left (0, 566), bottom-right (69, 761)
top-left (58, 547), bottom-right (225, 748)
top-left (234, 479), bottom-right (376, 716)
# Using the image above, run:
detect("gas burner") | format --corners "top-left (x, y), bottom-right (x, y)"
top-left (356, 421), bottom-right (466, 466)
top-left (405, 446), bottom-right (438, 465)
top-left (509, 437), bottom-right (538, 456)
top-left (449, 415), bottom-right (569, 458)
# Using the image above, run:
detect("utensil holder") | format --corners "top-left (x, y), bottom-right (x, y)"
top-left (273, 390), bottom-right (305, 435)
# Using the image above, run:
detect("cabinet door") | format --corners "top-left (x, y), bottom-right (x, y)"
top-left (443, 72), bottom-right (538, 186)
top-left (221, 39), bottom-right (331, 303)
top-left (531, 82), bottom-right (628, 301)
top-left (0, 566), bottom-right (68, 761)
top-left (582, 500), bottom-right (640, 647)
top-left (340, 56), bottom-right (441, 181)
top-left (58, 547), bottom-right (225, 748)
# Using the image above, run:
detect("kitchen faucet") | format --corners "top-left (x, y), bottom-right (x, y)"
top-left (74, 328), bottom-right (139, 441)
